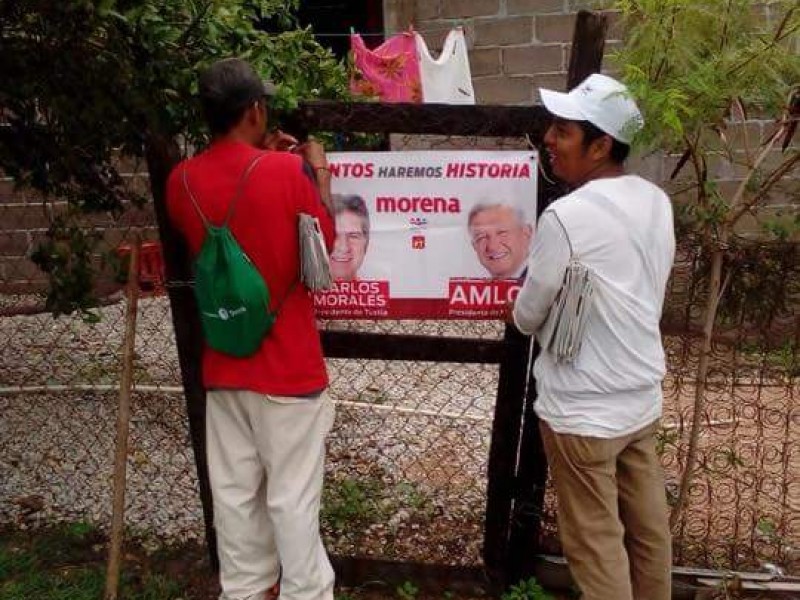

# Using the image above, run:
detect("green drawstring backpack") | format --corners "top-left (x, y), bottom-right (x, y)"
top-left (182, 154), bottom-right (276, 358)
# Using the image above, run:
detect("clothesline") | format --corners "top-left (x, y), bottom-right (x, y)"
top-left (311, 28), bottom-right (461, 37)
top-left (283, 21), bottom-right (467, 38)
top-left (311, 31), bottom-right (394, 37)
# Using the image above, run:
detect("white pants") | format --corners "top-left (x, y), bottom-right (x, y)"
top-left (206, 390), bottom-right (336, 600)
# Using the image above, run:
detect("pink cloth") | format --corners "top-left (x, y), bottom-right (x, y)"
top-left (350, 32), bottom-right (422, 103)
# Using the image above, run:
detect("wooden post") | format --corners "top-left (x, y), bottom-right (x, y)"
top-left (505, 339), bottom-right (549, 585)
top-left (483, 325), bottom-right (532, 590)
top-left (566, 11), bottom-right (610, 91)
top-left (487, 9), bottom-right (609, 590)
top-left (104, 237), bottom-right (140, 600)
top-left (144, 132), bottom-right (219, 571)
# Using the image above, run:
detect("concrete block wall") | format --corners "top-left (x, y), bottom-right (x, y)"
top-left (0, 171), bottom-right (158, 295)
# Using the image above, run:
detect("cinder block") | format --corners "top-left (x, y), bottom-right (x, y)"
top-left (121, 173), bottom-right (153, 198)
top-left (760, 179), bottom-right (800, 207)
top-left (699, 121), bottom-right (765, 153)
top-left (2, 257), bottom-right (46, 282)
top-left (473, 17), bottom-right (533, 46)
top-left (0, 203), bottom-right (59, 231)
top-left (100, 226), bottom-right (161, 251)
top-left (760, 148), bottom-right (800, 178)
top-left (0, 232), bottom-right (30, 257)
top-left (707, 152), bottom-right (751, 180)
top-left (627, 154), bottom-right (664, 183)
top-left (503, 44), bottom-right (564, 75)
top-left (535, 13), bottom-right (576, 43)
top-left (0, 179), bottom-right (17, 203)
top-left (532, 73), bottom-right (568, 98)
top-left (116, 205), bottom-right (158, 228)
top-left (441, 0), bottom-right (499, 18)
top-left (568, 0), bottom-right (614, 9)
top-left (663, 153), bottom-right (695, 183)
top-left (750, 2), bottom-right (770, 32)
top-left (473, 75), bottom-right (534, 105)
top-left (507, 0), bottom-right (566, 15)
top-left (0, 279), bottom-right (50, 294)
top-left (415, 0), bottom-right (440, 20)
top-left (469, 47), bottom-right (502, 76)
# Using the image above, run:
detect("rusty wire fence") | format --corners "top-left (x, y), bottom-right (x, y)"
top-left (532, 239), bottom-right (800, 574)
top-left (0, 146), bottom-right (798, 574)
top-left (659, 241), bottom-right (798, 572)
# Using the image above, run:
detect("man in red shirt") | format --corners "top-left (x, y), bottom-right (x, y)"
top-left (166, 58), bottom-right (336, 600)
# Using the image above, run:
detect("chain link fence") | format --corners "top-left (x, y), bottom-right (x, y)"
top-left (0, 296), bottom-right (501, 565)
top-left (1, 143), bottom-right (797, 574)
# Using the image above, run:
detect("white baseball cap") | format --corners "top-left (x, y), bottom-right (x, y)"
top-left (539, 73), bottom-right (644, 144)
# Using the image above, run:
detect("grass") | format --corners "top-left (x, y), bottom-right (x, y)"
top-left (500, 578), bottom-right (555, 600)
top-left (0, 523), bottom-right (185, 600)
top-left (322, 476), bottom-right (382, 532)
top-left (321, 476), bottom-right (435, 536)
top-left (1, 522), bottom-right (567, 600)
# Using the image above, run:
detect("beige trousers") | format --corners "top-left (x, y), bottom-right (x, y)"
top-left (206, 390), bottom-right (335, 600)
top-left (540, 419), bottom-right (672, 600)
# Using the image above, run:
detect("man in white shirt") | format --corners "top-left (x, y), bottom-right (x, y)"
top-left (511, 73), bottom-right (675, 600)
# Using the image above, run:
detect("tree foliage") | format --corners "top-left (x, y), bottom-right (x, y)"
top-left (0, 0), bottom-right (349, 315)
top-left (613, 0), bottom-right (799, 240)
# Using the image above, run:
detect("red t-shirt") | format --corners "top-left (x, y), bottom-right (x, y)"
top-left (166, 140), bottom-right (335, 396)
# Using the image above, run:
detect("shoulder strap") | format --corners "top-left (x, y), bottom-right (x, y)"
top-left (224, 153), bottom-right (266, 227)
top-left (547, 209), bottom-right (575, 259)
top-left (181, 152), bottom-right (266, 230)
top-left (181, 168), bottom-right (210, 229)
top-left (272, 279), bottom-right (299, 316)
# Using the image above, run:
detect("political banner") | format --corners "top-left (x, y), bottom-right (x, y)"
top-left (314, 150), bottom-right (538, 319)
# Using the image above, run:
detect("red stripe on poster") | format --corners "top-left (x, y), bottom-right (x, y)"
top-left (314, 278), bottom-right (522, 320)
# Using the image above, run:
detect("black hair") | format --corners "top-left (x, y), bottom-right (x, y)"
top-left (199, 58), bottom-right (266, 136)
top-left (577, 120), bottom-right (630, 164)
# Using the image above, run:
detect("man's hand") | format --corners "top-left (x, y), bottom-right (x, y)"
top-left (294, 137), bottom-right (328, 170)
top-left (292, 137), bottom-right (332, 212)
top-left (262, 129), bottom-right (299, 152)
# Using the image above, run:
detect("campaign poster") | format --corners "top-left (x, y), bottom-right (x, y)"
top-left (313, 150), bottom-right (538, 319)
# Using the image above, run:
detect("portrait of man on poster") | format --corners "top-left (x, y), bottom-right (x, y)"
top-left (467, 202), bottom-right (533, 279)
